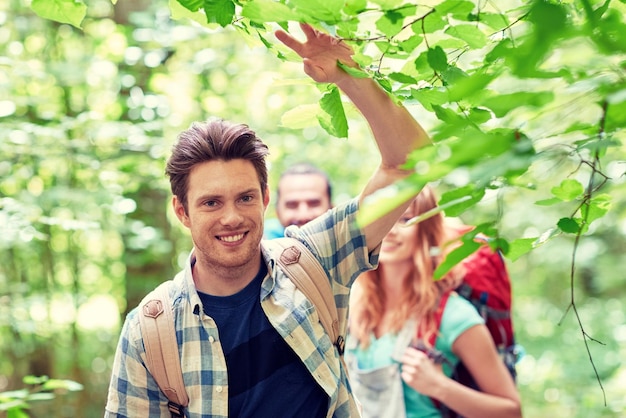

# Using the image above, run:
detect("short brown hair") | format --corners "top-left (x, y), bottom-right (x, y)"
top-left (165, 119), bottom-right (270, 212)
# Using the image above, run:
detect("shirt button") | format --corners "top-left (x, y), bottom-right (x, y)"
top-left (209, 336), bottom-right (215, 343)
top-left (215, 386), bottom-right (223, 393)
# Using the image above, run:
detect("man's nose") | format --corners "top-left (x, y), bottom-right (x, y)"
top-left (220, 205), bottom-right (244, 226)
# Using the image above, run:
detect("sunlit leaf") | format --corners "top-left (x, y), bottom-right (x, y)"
top-left (357, 175), bottom-right (427, 227)
top-left (242, 0), bottom-right (301, 23)
top-left (482, 91), bottom-right (555, 118)
top-left (427, 46), bottom-right (448, 72)
top-left (535, 197), bottom-right (562, 206)
top-left (411, 87), bottom-right (448, 111)
top-left (289, 0), bottom-right (343, 23)
top-left (203, 0), bottom-right (235, 27)
top-left (434, 239), bottom-right (481, 279)
top-left (41, 379), bottom-right (84, 392)
top-left (6, 407), bottom-right (30, 418)
top-left (447, 72), bottom-right (494, 102)
top-left (468, 11), bottom-right (510, 29)
top-left (551, 179), bottom-right (584, 201)
top-left (30, 0), bottom-right (86, 28)
top-left (506, 237), bottom-right (537, 261)
top-left (317, 86), bottom-right (348, 138)
top-left (581, 193), bottom-right (612, 225)
top-left (169, 0), bottom-right (210, 25)
top-left (439, 186), bottom-right (485, 217)
top-left (444, 24), bottom-right (487, 48)
top-left (280, 104), bottom-right (320, 129)
top-left (337, 62), bottom-right (369, 79)
top-left (176, 0), bottom-right (203, 12)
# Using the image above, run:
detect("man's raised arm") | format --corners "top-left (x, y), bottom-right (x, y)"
top-left (275, 23), bottom-right (431, 250)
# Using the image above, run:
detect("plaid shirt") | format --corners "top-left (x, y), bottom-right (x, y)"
top-left (105, 198), bottom-right (378, 417)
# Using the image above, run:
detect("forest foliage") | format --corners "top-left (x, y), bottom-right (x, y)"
top-left (1, 0), bottom-right (626, 416)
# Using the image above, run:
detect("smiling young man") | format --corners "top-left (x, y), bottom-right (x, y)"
top-left (105, 23), bottom-right (431, 418)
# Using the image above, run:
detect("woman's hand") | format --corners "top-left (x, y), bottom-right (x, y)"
top-left (400, 346), bottom-right (447, 398)
top-left (275, 23), bottom-right (356, 84)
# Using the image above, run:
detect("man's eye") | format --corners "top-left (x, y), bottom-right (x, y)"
top-left (241, 195), bottom-right (253, 203)
top-left (204, 200), bottom-right (218, 207)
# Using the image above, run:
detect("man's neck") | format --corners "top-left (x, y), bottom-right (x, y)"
top-left (192, 251), bottom-right (264, 296)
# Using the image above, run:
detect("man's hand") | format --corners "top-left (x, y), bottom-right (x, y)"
top-left (275, 23), bottom-right (356, 85)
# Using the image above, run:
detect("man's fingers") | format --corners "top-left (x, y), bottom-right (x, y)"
top-left (274, 30), bottom-right (303, 55)
top-left (299, 22), bottom-right (318, 40)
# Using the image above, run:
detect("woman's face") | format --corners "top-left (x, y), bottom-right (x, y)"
top-left (379, 207), bottom-right (418, 265)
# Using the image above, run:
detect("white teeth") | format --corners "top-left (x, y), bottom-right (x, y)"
top-left (220, 234), bottom-right (244, 242)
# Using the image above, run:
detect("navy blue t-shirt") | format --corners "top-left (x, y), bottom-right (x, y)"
top-left (198, 262), bottom-right (327, 417)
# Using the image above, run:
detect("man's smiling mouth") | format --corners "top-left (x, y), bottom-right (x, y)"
top-left (218, 233), bottom-right (246, 242)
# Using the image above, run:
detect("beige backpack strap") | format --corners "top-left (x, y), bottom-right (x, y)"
top-left (267, 237), bottom-right (344, 355)
top-left (138, 282), bottom-right (189, 417)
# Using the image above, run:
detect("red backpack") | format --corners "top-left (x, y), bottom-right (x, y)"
top-left (420, 239), bottom-right (518, 417)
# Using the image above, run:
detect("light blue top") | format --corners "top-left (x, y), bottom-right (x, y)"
top-left (347, 294), bottom-right (484, 418)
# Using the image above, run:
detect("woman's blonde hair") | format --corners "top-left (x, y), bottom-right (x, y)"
top-left (349, 186), bottom-right (463, 348)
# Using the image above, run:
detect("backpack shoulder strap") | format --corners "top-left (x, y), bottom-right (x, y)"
top-left (138, 281), bottom-right (189, 418)
top-left (264, 237), bottom-right (343, 355)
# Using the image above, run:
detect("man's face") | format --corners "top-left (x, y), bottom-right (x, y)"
top-left (173, 159), bottom-right (269, 274)
top-left (275, 173), bottom-right (331, 228)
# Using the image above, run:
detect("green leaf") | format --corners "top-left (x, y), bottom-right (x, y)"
top-left (440, 66), bottom-right (468, 86)
top-left (203, 0), bottom-right (235, 27)
top-left (22, 376), bottom-right (48, 385)
top-left (26, 393), bottom-right (55, 401)
top-left (535, 197), bottom-right (562, 206)
top-left (7, 408), bottom-right (30, 418)
top-left (0, 389), bottom-right (29, 400)
top-left (376, 6), bottom-right (416, 37)
top-left (317, 86), bottom-right (348, 138)
top-left (241, 0), bottom-right (301, 23)
top-left (419, 11), bottom-right (447, 34)
top-left (468, 11), bottom-right (510, 29)
top-left (170, 0), bottom-right (211, 25)
top-left (398, 34), bottom-right (424, 52)
top-left (30, 0), bottom-right (86, 28)
top-left (482, 91), bottom-right (555, 118)
top-left (388, 72), bottom-right (417, 85)
top-left (447, 72), bottom-right (494, 102)
top-left (357, 174), bottom-right (427, 228)
top-left (280, 104), bottom-right (320, 129)
top-left (434, 240), bottom-right (481, 279)
top-left (427, 46), bottom-right (448, 72)
top-left (557, 217), bottom-right (581, 234)
top-left (439, 186), bottom-right (485, 217)
top-left (467, 107), bottom-right (492, 124)
top-left (411, 87), bottom-right (449, 111)
top-left (581, 194), bottom-right (611, 225)
top-left (436, 0), bottom-right (475, 16)
top-left (41, 379), bottom-right (84, 392)
top-left (176, 0), bottom-right (204, 12)
top-left (444, 24), bottom-right (487, 49)
top-left (344, 0), bottom-right (368, 15)
top-left (507, 237), bottom-right (537, 261)
top-left (337, 62), bottom-right (369, 79)
top-left (551, 179), bottom-right (584, 201)
top-left (289, 0), bottom-right (343, 23)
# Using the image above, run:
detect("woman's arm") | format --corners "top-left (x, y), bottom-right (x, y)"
top-left (400, 324), bottom-right (522, 418)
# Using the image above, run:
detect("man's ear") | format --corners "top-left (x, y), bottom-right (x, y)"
top-left (263, 186), bottom-right (270, 209)
top-left (172, 196), bottom-right (191, 228)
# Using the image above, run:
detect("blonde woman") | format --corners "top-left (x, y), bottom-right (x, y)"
top-left (346, 186), bottom-right (522, 418)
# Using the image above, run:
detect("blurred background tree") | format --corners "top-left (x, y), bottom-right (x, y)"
top-left (1, 0), bottom-right (625, 416)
